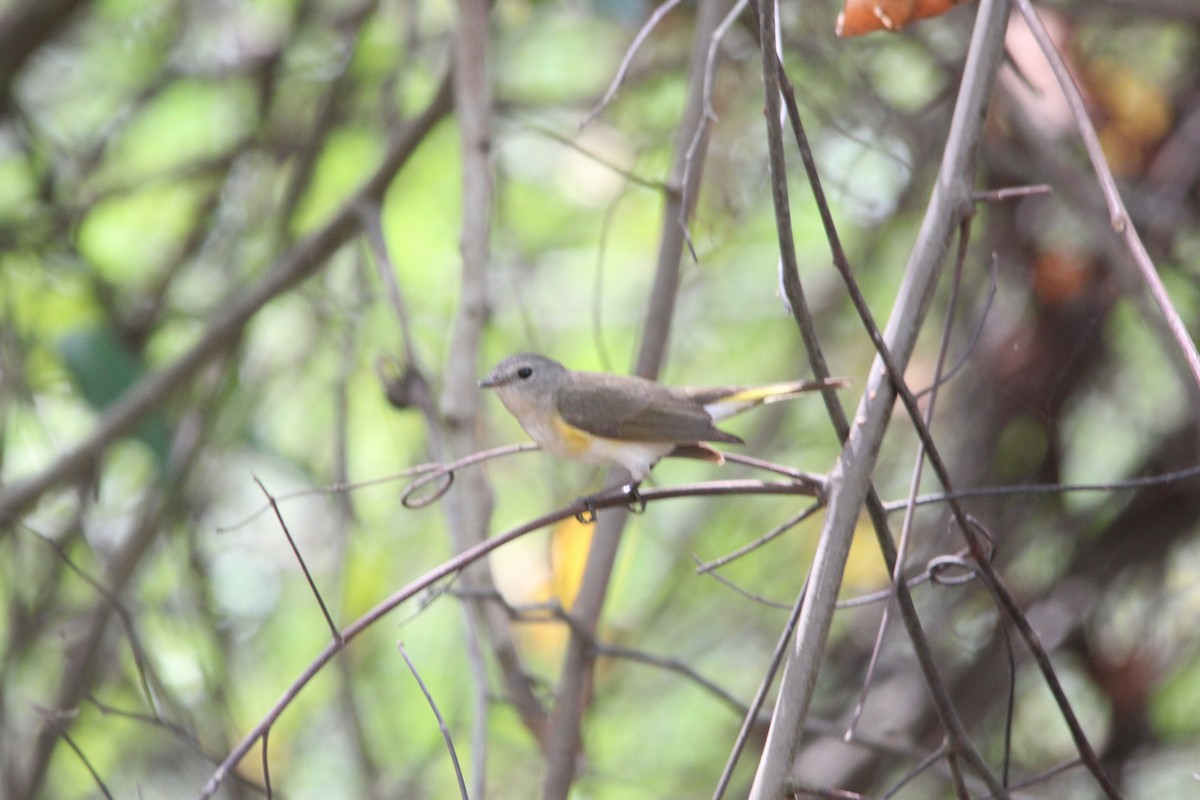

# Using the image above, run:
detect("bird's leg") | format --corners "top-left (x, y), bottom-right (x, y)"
top-left (574, 497), bottom-right (598, 525)
top-left (574, 479), bottom-right (647, 523)
top-left (622, 482), bottom-right (646, 515)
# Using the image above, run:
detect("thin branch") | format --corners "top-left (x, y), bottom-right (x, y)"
top-left (254, 477), bottom-right (341, 643)
top-left (1000, 758), bottom-right (1085, 796)
top-left (678, 0), bottom-right (749, 260)
top-left (196, 476), bottom-right (827, 799)
top-left (216, 463), bottom-right (453, 533)
top-left (542, 0), bottom-right (732, 794)
top-left (720, 452), bottom-right (829, 487)
top-left (33, 706), bottom-right (114, 800)
top-left (711, 577), bottom-right (807, 800)
top-left (401, 444), bottom-right (540, 508)
top-left (261, 728), bottom-right (272, 799)
top-left (880, 461), bottom-right (1200, 511)
top-left (398, 643), bottom-right (469, 800)
top-left (694, 502), bottom-right (822, 573)
top-left (520, 122), bottom-right (667, 190)
top-left (21, 382), bottom-right (220, 799)
top-left (592, 642), bottom-right (746, 717)
top-left (0, 66), bottom-right (455, 525)
top-left (746, 0), bottom-right (1015, 796)
top-left (358, 200), bottom-right (428, 374)
top-left (970, 183), bottom-right (1051, 202)
top-left (1012, 0), bottom-right (1200, 392)
top-left (881, 742), bottom-right (949, 799)
top-left (792, 785), bottom-right (877, 799)
top-left (847, 218), bottom-right (973, 739)
top-left (697, 562), bottom-right (793, 609)
top-left (579, 0), bottom-right (687, 129)
top-left (83, 696), bottom-right (268, 794)
top-left (913, 251), bottom-right (998, 401)
top-left (29, 530), bottom-right (160, 711)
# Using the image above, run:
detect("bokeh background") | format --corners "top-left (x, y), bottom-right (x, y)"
top-left (1, 0), bottom-right (1198, 797)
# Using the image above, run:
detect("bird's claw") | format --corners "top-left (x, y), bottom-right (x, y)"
top-left (574, 483), bottom-right (645, 523)
top-left (623, 483), bottom-right (646, 515)
top-left (574, 497), bottom-right (598, 525)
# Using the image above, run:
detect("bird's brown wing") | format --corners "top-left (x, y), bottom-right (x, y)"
top-left (556, 373), bottom-right (743, 444)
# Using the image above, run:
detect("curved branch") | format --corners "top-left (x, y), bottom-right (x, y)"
top-left (195, 477), bottom-right (821, 800)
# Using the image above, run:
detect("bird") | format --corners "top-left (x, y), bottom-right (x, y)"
top-left (479, 353), bottom-right (846, 493)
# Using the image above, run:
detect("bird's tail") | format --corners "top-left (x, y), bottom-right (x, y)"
top-left (695, 377), bottom-right (849, 421)
top-left (668, 443), bottom-right (726, 463)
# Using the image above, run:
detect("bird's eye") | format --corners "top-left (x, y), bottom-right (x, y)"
top-left (517, 366), bottom-right (533, 379)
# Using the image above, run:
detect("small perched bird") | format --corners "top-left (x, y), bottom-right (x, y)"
top-left (479, 353), bottom-right (846, 485)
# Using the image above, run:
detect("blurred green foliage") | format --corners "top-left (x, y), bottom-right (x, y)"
top-left (1, 0), bottom-right (1198, 798)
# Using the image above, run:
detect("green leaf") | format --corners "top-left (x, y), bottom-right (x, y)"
top-left (58, 326), bottom-right (172, 463)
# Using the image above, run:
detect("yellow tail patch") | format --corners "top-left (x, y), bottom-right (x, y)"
top-left (723, 383), bottom-right (801, 403)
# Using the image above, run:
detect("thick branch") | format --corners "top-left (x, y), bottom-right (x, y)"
top-left (540, 1), bottom-right (731, 794)
top-left (747, 1), bottom-right (1012, 797)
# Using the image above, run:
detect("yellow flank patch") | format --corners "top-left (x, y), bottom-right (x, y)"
top-left (553, 417), bottom-right (596, 455)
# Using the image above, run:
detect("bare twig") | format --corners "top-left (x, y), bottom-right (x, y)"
top-left (696, 562), bottom-right (793, 609)
top-left (398, 643), bottom-right (469, 800)
top-left (781, 3), bottom-right (1129, 786)
top-left (358, 200), bottom-right (429, 375)
top-left (711, 576), bottom-right (807, 800)
top-left (746, 0), bottom-right (1015, 796)
top-left (196, 477), bottom-right (830, 799)
top-left (881, 743), bottom-right (949, 799)
top-left (254, 477), bottom-right (341, 643)
top-left (970, 183), bottom-right (1051, 202)
top-left (401, 444), bottom-right (540, 508)
top-left (847, 219), bottom-right (973, 739)
top-left (29, 530), bottom-right (161, 712)
top-left (694, 502), bottom-right (822, 573)
top-left (679, 0), bottom-right (749, 259)
top-left (84, 696), bottom-right (268, 793)
top-left (1012, 0), bottom-right (1200, 393)
top-left (542, 0), bottom-right (732, 795)
top-left (0, 67), bottom-right (455, 525)
top-left (882, 463), bottom-right (1200, 511)
top-left (913, 252), bottom-right (999, 401)
top-left (217, 463), bottom-right (450, 532)
top-left (579, 0), bottom-right (687, 129)
top-left (261, 728), bottom-right (272, 800)
top-left (613, 647), bottom-right (746, 714)
top-left (33, 706), bottom-right (114, 800)
top-left (20, 385), bottom-right (219, 799)
top-left (720, 452), bottom-right (829, 487)
top-left (520, 122), bottom-right (667, 190)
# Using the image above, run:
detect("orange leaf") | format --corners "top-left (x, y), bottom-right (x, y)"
top-left (837, 0), bottom-right (973, 37)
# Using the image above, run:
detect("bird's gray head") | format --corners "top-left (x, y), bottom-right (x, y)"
top-left (479, 354), bottom-right (568, 409)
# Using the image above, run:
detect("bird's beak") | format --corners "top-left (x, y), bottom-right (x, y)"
top-left (479, 376), bottom-right (496, 389)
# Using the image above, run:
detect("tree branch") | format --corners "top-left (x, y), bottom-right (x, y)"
top-left (0, 67), bottom-right (454, 526)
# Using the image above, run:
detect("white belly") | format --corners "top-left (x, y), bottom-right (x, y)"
top-left (569, 436), bottom-right (673, 482)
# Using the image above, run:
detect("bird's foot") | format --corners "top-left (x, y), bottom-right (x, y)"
top-left (623, 483), bottom-right (646, 515)
top-left (574, 482), bottom-right (645, 523)
top-left (574, 496), bottom-right (598, 525)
